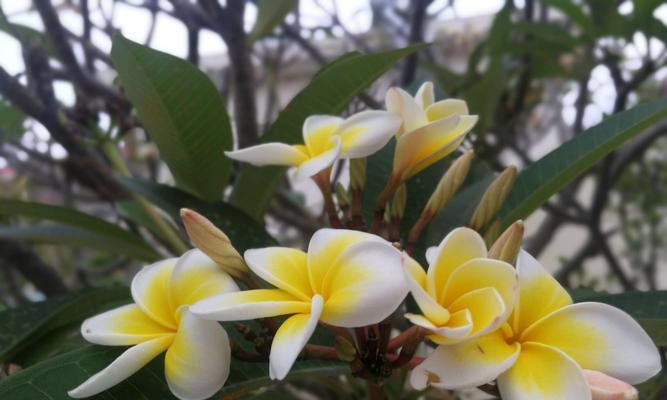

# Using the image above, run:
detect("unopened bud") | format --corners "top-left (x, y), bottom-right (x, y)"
top-left (180, 208), bottom-right (247, 278)
top-left (488, 220), bottom-right (524, 263)
top-left (469, 166), bottom-right (517, 231)
top-left (334, 182), bottom-right (350, 208)
top-left (584, 370), bottom-right (638, 400)
top-left (350, 158), bottom-right (367, 191)
top-left (390, 184), bottom-right (407, 219)
top-left (424, 150), bottom-right (473, 217)
top-left (334, 336), bottom-right (357, 362)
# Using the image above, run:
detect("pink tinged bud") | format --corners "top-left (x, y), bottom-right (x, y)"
top-left (584, 370), bottom-right (639, 400)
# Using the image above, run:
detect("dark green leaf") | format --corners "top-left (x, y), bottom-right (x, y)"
top-left (0, 225), bottom-right (158, 261)
top-left (0, 287), bottom-right (130, 363)
top-left (230, 44), bottom-right (429, 219)
top-left (249, 0), bottom-right (299, 42)
top-left (121, 178), bottom-right (276, 251)
top-left (542, 0), bottom-right (596, 36)
top-left (111, 35), bottom-right (233, 201)
top-left (0, 100), bottom-right (25, 140)
top-left (497, 98), bottom-right (667, 230)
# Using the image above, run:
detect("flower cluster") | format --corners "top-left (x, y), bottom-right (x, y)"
top-left (70, 83), bottom-right (661, 400)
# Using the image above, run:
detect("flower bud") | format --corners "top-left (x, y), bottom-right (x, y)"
top-left (180, 208), bottom-right (248, 278)
top-left (350, 158), bottom-right (367, 191)
top-left (334, 335), bottom-right (357, 362)
top-left (488, 220), bottom-right (524, 264)
top-left (469, 166), bottom-right (517, 231)
top-left (424, 150), bottom-right (473, 217)
top-left (390, 184), bottom-right (407, 219)
top-left (334, 182), bottom-right (350, 209)
top-left (584, 370), bottom-right (639, 400)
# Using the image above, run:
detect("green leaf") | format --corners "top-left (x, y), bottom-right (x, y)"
top-left (121, 178), bottom-right (276, 251)
top-left (0, 100), bottom-right (25, 140)
top-left (0, 225), bottom-right (158, 261)
top-left (115, 201), bottom-right (163, 237)
top-left (0, 199), bottom-right (158, 261)
top-left (0, 345), bottom-right (346, 400)
top-left (542, 0), bottom-right (596, 36)
top-left (230, 44), bottom-right (429, 219)
top-left (577, 290), bottom-right (667, 346)
top-left (0, 287), bottom-right (130, 364)
top-left (497, 98), bottom-right (667, 230)
top-left (111, 35), bottom-right (233, 201)
top-left (249, 0), bottom-right (298, 42)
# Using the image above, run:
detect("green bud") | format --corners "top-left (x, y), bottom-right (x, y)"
top-left (334, 182), bottom-right (350, 208)
top-left (350, 158), bottom-right (367, 191)
top-left (488, 220), bottom-right (524, 263)
top-left (469, 166), bottom-right (517, 231)
top-left (390, 184), bottom-right (407, 219)
top-left (424, 150), bottom-right (474, 217)
top-left (334, 336), bottom-right (356, 362)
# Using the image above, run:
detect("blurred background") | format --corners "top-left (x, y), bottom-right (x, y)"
top-left (0, 0), bottom-right (666, 306)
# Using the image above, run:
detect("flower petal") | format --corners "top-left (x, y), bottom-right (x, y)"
top-left (403, 257), bottom-right (450, 326)
top-left (132, 258), bottom-right (178, 329)
top-left (320, 240), bottom-right (406, 327)
top-left (415, 82), bottom-right (435, 109)
top-left (244, 247), bottom-right (312, 301)
top-left (68, 335), bottom-right (173, 398)
top-left (81, 304), bottom-right (173, 346)
top-left (385, 87), bottom-right (428, 135)
top-left (409, 115), bottom-right (477, 176)
top-left (303, 115), bottom-right (343, 155)
top-left (513, 250), bottom-right (572, 334)
top-left (190, 289), bottom-right (310, 321)
top-left (169, 249), bottom-right (239, 309)
top-left (427, 309), bottom-right (474, 343)
top-left (497, 342), bottom-right (591, 400)
top-left (442, 258), bottom-right (517, 319)
top-left (449, 287), bottom-right (507, 338)
top-left (306, 228), bottom-right (385, 293)
top-left (393, 115), bottom-right (461, 178)
top-left (294, 136), bottom-right (341, 179)
top-left (165, 310), bottom-right (231, 400)
top-left (336, 110), bottom-right (401, 158)
top-left (425, 99), bottom-right (469, 121)
top-left (269, 295), bottom-right (324, 380)
top-left (521, 302), bottom-right (661, 385)
top-left (426, 227), bottom-right (488, 302)
top-left (225, 143), bottom-right (308, 166)
top-left (410, 330), bottom-right (520, 390)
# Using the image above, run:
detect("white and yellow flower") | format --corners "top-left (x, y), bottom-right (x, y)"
top-left (191, 228), bottom-right (408, 380)
top-left (69, 250), bottom-right (239, 400)
top-left (410, 250), bottom-right (662, 399)
top-left (386, 82), bottom-right (478, 180)
top-left (225, 111), bottom-right (401, 179)
top-left (403, 227), bottom-right (518, 344)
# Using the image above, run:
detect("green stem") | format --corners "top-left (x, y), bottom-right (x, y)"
top-left (102, 139), bottom-right (189, 255)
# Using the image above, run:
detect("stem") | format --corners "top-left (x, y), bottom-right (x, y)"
top-left (390, 327), bottom-right (424, 368)
top-left (367, 382), bottom-right (386, 400)
top-left (387, 326), bottom-right (420, 352)
top-left (371, 174), bottom-right (401, 233)
top-left (349, 187), bottom-right (366, 230)
top-left (405, 211), bottom-right (434, 255)
top-left (303, 344), bottom-right (338, 360)
top-left (102, 140), bottom-right (189, 255)
top-left (312, 170), bottom-right (342, 228)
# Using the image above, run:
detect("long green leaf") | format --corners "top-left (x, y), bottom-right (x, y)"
top-left (230, 44), bottom-right (429, 219)
top-left (0, 287), bottom-right (130, 363)
top-left (0, 198), bottom-right (154, 253)
top-left (0, 225), bottom-right (158, 261)
top-left (497, 98), bottom-right (667, 230)
top-left (0, 345), bottom-right (346, 400)
top-left (249, 0), bottom-right (298, 42)
top-left (111, 35), bottom-right (233, 201)
top-left (121, 178), bottom-right (276, 252)
top-left (578, 290), bottom-right (667, 346)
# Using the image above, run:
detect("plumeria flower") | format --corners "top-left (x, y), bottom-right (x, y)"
top-left (191, 229), bottom-right (408, 380)
top-left (410, 250), bottom-right (661, 399)
top-left (403, 227), bottom-right (517, 344)
top-left (225, 111), bottom-right (401, 179)
top-left (69, 250), bottom-right (239, 400)
top-left (386, 82), bottom-right (478, 181)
